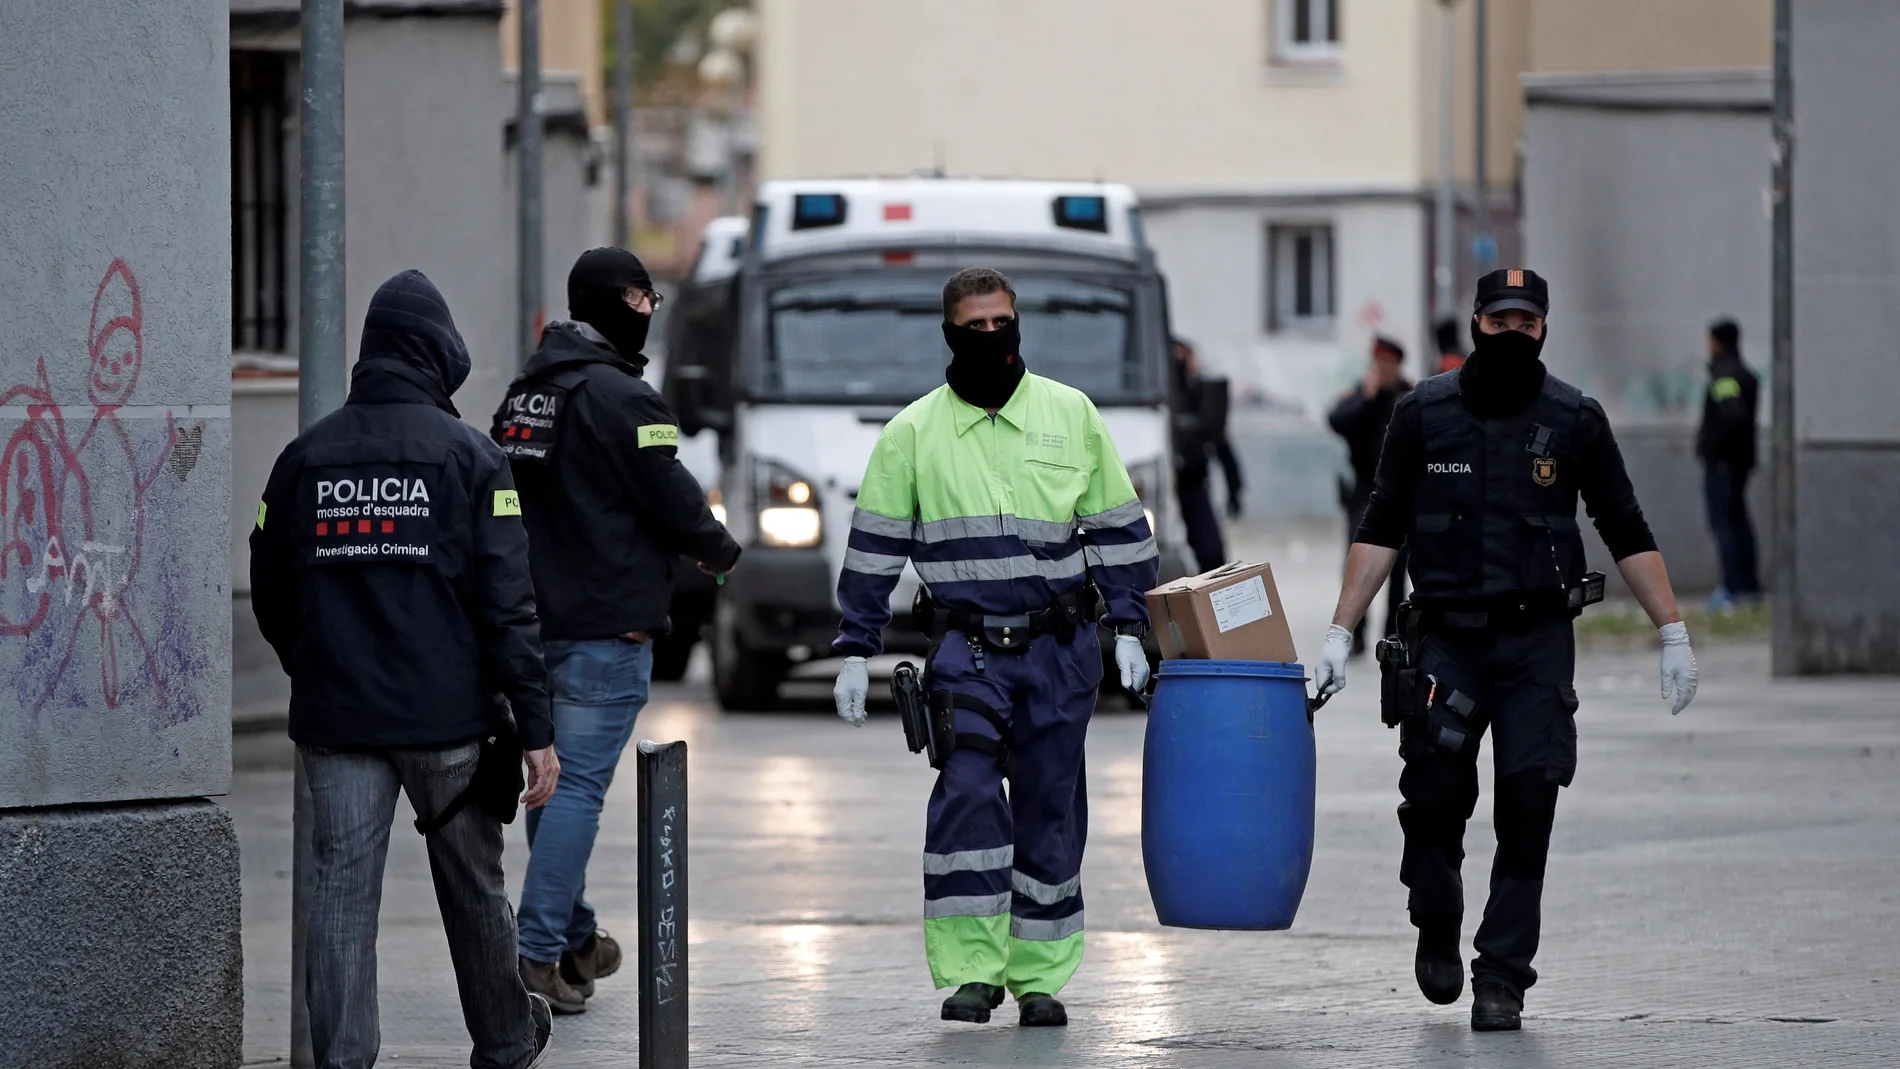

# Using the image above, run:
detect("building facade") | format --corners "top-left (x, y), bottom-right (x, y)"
top-left (755, 0), bottom-right (1529, 419)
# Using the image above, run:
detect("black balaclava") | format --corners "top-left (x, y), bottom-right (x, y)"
top-left (354, 269), bottom-right (471, 415)
top-left (943, 318), bottom-right (1027, 409)
top-left (567, 247), bottom-right (654, 362)
top-left (1460, 318), bottom-right (1549, 419)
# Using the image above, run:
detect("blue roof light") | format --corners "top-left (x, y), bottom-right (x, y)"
top-left (792, 193), bottom-right (848, 230)
top-left (1052, 195), bottom-right (1108, 233)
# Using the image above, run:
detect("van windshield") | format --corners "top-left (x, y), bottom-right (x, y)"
top-left (759, 273), bottom-right (1145, 404)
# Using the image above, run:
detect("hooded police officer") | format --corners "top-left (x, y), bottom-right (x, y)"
top-left (1313, 269), bottom-right (1698, 1032)
top-left (251, 270), bottom-right (558, 1068)
top-left (493, 248), bottom-right (740, 1012)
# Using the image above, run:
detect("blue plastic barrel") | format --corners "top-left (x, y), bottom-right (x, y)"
top-left (1142, 659), bottom-right (1316, 930)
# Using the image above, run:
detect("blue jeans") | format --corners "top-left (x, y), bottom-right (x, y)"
top-left (517, 637), bottom-right (652, 964)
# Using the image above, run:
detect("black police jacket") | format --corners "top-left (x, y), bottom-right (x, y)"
top-left (250, 363), bottom-right (553, 752)
top-left (493, 322), bottom-right (740, 640)
top-left (1328, 379), bottom-right (1414, 495)
top-left (1696, 348), bottom-right (1759, 473)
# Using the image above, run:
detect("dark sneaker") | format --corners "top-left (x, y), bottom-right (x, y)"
top-left (524, 992), bottom-right (554, 1069)
top-left (1471, 983), bottom-right (1523, 1031)
top-left (1017, 992), bottom-right (1068, 1027)
top-left (560, 930), bottom-right (623, 999)
top-left (1414, 925), bottom-right (1464, 1005)
top-left (940, 982), bottom-right (1006, 1023)
top-left (519, 956), bottom-right (586, 1015)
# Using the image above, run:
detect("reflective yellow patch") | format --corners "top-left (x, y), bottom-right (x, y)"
top-left (256, 502), bottom-right (267, 529)
top-left (493, 490), bottom-right (521, 517)
top-left (638, 424), bottom-right (679, 448)
top-left (1710, 376), bottom-right (1742, 402)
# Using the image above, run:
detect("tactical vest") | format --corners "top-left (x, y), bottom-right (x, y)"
top-left (1407, 372), bottom-right (1588, 602)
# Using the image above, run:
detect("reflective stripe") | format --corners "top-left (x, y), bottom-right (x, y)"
top-left (851, 508), bottom-right (916, 539)
top-left (1083, 538), bottom-right (1159, 567)
top-left (1016, 517), bottom-right (1077, 543)
top-left (1011, 870), bottom-right (1080, 906)
top-left (1011, 912), bottom-right (1085, 941)
top-left (1078, 499), bottom-right (1146, 530)
top-left (918, 515), bottom-right (1078, 545)
top-left (914, 553), bottom-right (1086, 585)
top-left (1710, 376), bottom-right (1742, 402)
top-left (924, 893), bottom-right (1012, 919)
top-left (921, 515), bottom-right (1007, 542)
top-left (843, 548), bottom-right (908, 576)
top-left (923, 846), bottom-right (1015, 875)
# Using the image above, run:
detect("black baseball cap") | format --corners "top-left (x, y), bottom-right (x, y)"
top-left (1473, 268), bottom-right (1550, 317)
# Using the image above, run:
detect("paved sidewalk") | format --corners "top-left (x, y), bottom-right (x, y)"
top-left (230, 521), bottom-right (1900, 1066)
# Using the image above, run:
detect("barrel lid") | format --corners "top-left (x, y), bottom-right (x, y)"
top-left (1156, 658), bottom-right (1308, 681)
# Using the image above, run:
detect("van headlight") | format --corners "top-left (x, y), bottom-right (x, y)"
top-left (752, 458), bottom-right (822, 548)
top-left (1126, 458), bottom-right (1163, 533)
top-left (707, 487), bottom-right (728, 525)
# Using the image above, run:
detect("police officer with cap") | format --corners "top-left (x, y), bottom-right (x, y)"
top-left (493, 247), bottom-right (740, 1012)
top-left (1313, 268), bottom-right (1699, 1031)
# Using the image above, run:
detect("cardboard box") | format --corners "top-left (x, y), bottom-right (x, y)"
top-left (1145, 561), bottom-right (1300, 664)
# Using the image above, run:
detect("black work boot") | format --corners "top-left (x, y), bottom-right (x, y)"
top-left (1017, 992), bottom-right (1068, 1027)
top-left (1471, 982), bottom-right (1524, 1031)
top-left (941, 982), bottom-right (1006, 1023)
top-left (1414, 924), bottom-right (1464, 1005)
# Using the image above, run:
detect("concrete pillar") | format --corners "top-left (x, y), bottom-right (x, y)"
top-left (1787, 0), bottom-right (1900, 672)
top-left (0, 1), bottom-right (241, 1065)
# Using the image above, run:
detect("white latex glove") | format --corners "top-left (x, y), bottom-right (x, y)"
top-left (1115, 634), bottom-right (1151, 694)
top-left (1315, 624), bottom-right (1353, 696)
top-left (1659, 621), bottom-right (1697, 715)
top-left (833, 656), bottom-right (869, 726)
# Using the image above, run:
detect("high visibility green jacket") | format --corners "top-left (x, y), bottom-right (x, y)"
top-left (834, 374), bottom-right (1158, 656)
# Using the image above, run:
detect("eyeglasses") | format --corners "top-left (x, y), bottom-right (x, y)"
top-left (625, 287), bottom-right (665, 312)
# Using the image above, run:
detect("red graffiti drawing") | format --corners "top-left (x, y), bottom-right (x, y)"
top-left (0, 259), bottom-right (205, 717)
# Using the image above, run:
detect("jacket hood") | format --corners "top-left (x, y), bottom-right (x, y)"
top-left (357, 270), bottom-right (471, 400)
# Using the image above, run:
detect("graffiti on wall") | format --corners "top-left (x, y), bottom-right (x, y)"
top-left (0, 259), bottom-right (210, 724)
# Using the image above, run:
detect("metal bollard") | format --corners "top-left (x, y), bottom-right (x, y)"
top-left (637, 740), bottom-right (688, 1067)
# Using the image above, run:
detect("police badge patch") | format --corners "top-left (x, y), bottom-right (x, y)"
top-left (1531, 456), bottom-right (1557, 487)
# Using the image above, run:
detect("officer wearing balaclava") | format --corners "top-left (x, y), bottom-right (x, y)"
top-left (1312, 268), bottom-right (1698, 1032)
top-left (492, 248), bottom-right (740, 1014)
top-left (830, 267), bottom-right (1159, 1029)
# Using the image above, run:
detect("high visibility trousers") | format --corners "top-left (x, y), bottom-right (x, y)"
top-left (921, 627), bottom-right (1100, 997)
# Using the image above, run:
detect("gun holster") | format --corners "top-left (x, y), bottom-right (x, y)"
top-left (892, 661), bottom-right (954, 769)
top-left (1375, 607), bottom-right (1424, 730)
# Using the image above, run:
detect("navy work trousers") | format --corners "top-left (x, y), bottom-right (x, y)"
top-left (1397, 616), bottom-right (1577, 997)
top-left (920, 626), bottom-right (1101, 997)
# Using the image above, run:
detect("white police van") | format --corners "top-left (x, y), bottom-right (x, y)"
top-left (663, 179), bottom-right (1192, 709)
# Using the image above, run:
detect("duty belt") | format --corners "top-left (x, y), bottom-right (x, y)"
top-left (912, 586), bottom-right (1098, 650)
top-left (1410, 571), bottom-right (1606, 631)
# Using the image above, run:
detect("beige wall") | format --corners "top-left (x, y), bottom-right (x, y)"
top-left (1528, 0), bottom-right (1772, 74)
top-left (500, 0), bottom-right (605, 126)
top-left (758, 0), bottom-right (1448, 190)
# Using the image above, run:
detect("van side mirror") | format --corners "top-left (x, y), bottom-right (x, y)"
top-left (668, 364), bottom-right (731, 436)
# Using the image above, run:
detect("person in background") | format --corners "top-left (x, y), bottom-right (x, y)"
top-left (1170, 338), bottom-right (1244, 573)
top-left (1435, 318), bottom-right (1466, 374)
top-left (1328, 335), bottom-right (1414, 654)
top-left (1697, 318), bottom-right (1762, 610)
top-left (251, 270), bottom-right (558, 1069)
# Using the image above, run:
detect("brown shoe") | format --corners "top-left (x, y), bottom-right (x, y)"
top-left (560, 930), bottom-right (623, 998)
top-left (519, 956), bottom-right (586, 1015)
